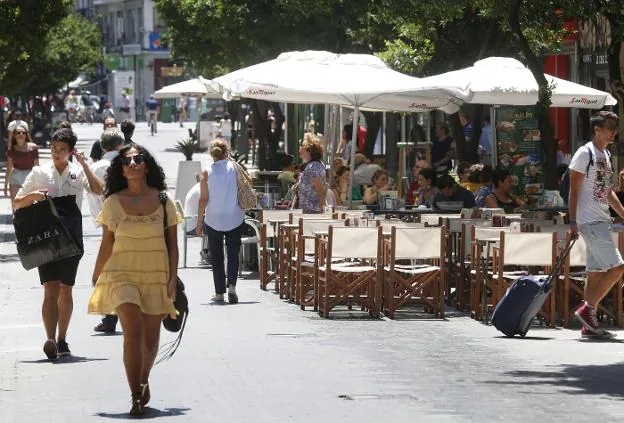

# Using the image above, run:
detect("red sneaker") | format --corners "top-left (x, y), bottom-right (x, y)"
top-left (575, 303), bottom-right (601, 334)
top-left (581, 326), bottom-right (616, 339)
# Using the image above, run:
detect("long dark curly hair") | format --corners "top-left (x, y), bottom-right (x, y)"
top-left (105, 143), bottom-right (167, 198)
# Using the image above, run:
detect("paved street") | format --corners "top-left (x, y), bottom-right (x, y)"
top-left (1, 123), bottom-right (624, 422)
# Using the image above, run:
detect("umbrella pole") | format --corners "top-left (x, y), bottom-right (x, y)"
top-left (329, 105), bottom-right (337, 180)
top-left (348, 105), bottom-right (359, 208)
top-left (284, 103), bottom-right (289, 154)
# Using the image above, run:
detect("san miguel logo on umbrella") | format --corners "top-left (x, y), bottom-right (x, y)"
top-left (245, 88), bottom-right (277, 96)
top-left (408, 102), bottom-right (437, 111)
top-left (569, 97), bottom-right (599, 105)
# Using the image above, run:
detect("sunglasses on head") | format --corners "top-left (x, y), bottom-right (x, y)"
top-left (120, 154), bottom-right (145, 166)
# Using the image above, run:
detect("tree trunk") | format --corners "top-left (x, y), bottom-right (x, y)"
top-left (471, 104), bottom-right (485, 162)
top-left (251, 100), bottom-right (270, 170)
top-left (509, 0), bottom-right (556, 189)
top-left (362, 111), bottom-right (382, 158)
top-left (606, 14), bottom-right (624, 155)
top-left (268, 104), bottom-right (285, 171)
top-left (449, 113), bottom-right (466, 163)
top-left (385, 113), bottom-right (399, 175)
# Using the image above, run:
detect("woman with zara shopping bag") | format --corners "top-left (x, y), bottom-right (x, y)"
top-left (13, 128), bottom-right (104, 360)
top-left (88, 143), bottom-right (181, 416)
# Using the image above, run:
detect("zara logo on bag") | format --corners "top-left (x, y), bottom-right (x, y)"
top-left (28, 229), bottom-right (61, 245)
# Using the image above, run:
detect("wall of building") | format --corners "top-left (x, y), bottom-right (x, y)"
top-left (93, 0), bottom-right (172, 120)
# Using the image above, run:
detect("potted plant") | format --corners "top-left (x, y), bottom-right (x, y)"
top-left (174, 137), bottom-right (202, 202)
top-left (174, 137), bottom-right (201, 160)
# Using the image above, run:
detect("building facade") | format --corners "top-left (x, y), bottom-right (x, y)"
top-left (79, 0), bottom-right (173, 120)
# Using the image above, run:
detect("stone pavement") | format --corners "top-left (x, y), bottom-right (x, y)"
top-left (1, 124), bottom-right (624, 422)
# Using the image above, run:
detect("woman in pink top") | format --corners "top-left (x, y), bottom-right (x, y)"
top-left (4, 124), bottom-right (39, 208)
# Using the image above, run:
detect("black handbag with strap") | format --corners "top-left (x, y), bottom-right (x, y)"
top-left (157, 192), bottom-right (188, 363)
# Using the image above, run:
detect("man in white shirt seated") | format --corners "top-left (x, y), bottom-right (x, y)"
top-left (184, 177), bottom-right (201, 235)
top-left (87, 128), bottom-right (124, 333)
top-left (353, 153), bottom-right (381, 188)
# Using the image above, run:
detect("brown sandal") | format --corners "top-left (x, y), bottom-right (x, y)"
top-left (129, 392), bottom-right (144, 416)
top-left (140, 383), bottom-right (150, 407)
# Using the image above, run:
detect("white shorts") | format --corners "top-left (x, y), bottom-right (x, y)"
top-left (579, 221), bottom-right (624, 272)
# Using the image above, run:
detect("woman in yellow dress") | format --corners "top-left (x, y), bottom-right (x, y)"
top-left (88, 143), bottom-right (180, 416)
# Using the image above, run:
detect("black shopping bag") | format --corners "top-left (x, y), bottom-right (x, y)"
top-left (13, 196), bottom-right (82, 270)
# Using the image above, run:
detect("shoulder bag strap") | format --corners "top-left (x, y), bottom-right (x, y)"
top-left (160, 192), bottom-right (169, 246)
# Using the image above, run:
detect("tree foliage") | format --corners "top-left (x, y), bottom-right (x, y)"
top-left (156, 0), bottom-right (622, 175)
top-left (0, 2), bottom-right (101, 96)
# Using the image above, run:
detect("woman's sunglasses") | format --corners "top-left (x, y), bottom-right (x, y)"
top-left (120, 154), bottom-right (145, 166)
top-left (15, 131), bottom-right (27, 135)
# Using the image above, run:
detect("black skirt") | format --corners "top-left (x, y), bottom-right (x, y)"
top-left (38, 195), bottom-right (84, 286)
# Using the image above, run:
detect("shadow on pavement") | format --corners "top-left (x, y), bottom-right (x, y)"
top-left (493, 335), bottom-right (555, 341)
top-left (200, 301), bottom-right (260, 306)
top-left (0, 232), bottom-right (16, 243)
top-left (0, 214), bottom-right (13, 224)
top-left (0, 252), bottom-right (20, 263)
top-left (485, 362), bottom-right (624, 398)
top-left (95, 407), bottom-right (191, 419)
top-left (91, 332), bottom-right (123, 337)
top-left (20, 356), bottom-right (109, 364)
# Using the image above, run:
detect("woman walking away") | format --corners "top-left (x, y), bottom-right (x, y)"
top-left (14, 128), bottom-right (104, 360)
top-left (4, 124), bottom-right (39, 209)
top-left (88, 143), bottom-right (180, 416)
top-left (196, 138), bottom-right (245, 304)
top-left (298, 134), bottom-right (326, 213)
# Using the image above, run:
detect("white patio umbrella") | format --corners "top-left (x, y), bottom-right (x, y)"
top-left (418, 57), bottom-right (617, 108)
top-left (153, 77), bottom-right (221, 99)
top-left (210, 50), bottom-right (471, 206)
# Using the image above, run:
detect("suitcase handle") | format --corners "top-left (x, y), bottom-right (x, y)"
top-left (541, 235), bottom-right (576, 293)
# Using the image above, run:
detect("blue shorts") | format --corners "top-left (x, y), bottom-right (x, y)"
top-left (578, 221), bottom-right (624, 272)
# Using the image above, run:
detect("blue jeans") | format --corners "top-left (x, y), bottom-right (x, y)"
top-left (205, 223), bottom-right (243, 294)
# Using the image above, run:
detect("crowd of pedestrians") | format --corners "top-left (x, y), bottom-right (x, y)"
top-left (3, 119), bottom-right (247, 417)
top-left (4, 106), bottom-right (624, 414)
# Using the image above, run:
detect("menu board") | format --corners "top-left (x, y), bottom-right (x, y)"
top-left (495, 106), bottom-right (543, 207)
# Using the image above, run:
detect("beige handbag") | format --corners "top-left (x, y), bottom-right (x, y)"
top-left (231, 160), bottom-right (257, 210)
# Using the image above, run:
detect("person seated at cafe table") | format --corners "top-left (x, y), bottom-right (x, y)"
top-left (331, 165), bottom-right (362, 206)
top-left (484, 167), bottom-right (525, 213)
top-left (457, 161), bottom-right (479, 192)
top-left (432, 174), bottom-right (476, 210)
top-left (353, 153), bottom-right (381, 190)
top-left (406, 159), bottom-right (431, 204)
top-left (363, 169), bottom-right (393, 205)
top-left (471, 164), bottom-right (493, 207)
top-left (413, 168), bottom-right (438, 208)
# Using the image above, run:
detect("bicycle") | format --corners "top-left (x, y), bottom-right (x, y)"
top-left (147, 111), bottom-right (157, 135)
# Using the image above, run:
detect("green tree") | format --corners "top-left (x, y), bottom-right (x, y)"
top-left (21, 13), bottom-right (102, 96)
top-left (377, 0), bottom-right (583, 187)
top-left (0, 0), bottom-right (72, 93)
top-left (595, 2), bottom-right (624, 135)
top-left (156, 0), bottom-right (392, 169)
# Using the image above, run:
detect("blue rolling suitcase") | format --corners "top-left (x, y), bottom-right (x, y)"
top-left (491, 237), bottom-right (576, 337)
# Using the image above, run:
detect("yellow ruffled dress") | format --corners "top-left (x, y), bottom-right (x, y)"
top-left (88, 194), bottom-right (181, 318)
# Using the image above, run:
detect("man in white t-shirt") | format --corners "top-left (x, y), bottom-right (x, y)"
top-left (219, 112), bottom-right (232, 143)
top-left (569, 110), bottom-right (624, 339)
top-left (87, 128), bottom-right (124, 333)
